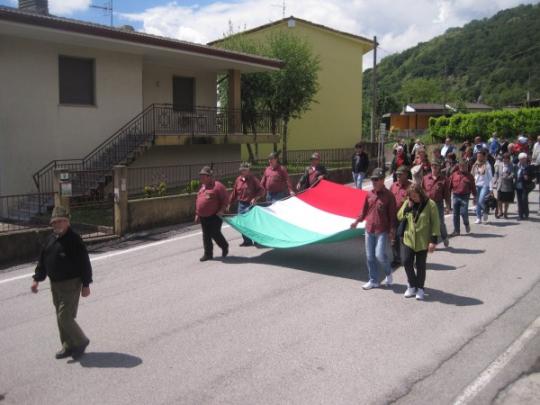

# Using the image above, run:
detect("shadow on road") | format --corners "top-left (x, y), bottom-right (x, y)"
top-left (488, 221), bottom-right (519, 227)
top-left (442, 247), bottom-right (486, 255)
top-left (390, 284), bottom-right (483, 306)
top-left (427, 262), bottom-right (461, 271)
top-left (523, 216), bottom-right (540, 223)
top-left (223, 240), bottom-right (366, 281)
top-left (466, 233), bottom-right (504, 238)
top-left (69, 352), bottom-right (143, 368)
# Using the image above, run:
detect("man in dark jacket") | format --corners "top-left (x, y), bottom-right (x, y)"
top-left (297, 152), bottom-right (328, 191)
top-left (31, 206), bottom-right (92, 359)
top-left (352, 143), bottom-right (370, 189)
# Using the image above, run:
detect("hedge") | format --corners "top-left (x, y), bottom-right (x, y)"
top-left (429, 108), bottom-right (540, 141)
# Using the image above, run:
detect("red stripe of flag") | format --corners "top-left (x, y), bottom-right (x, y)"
top-left (296, 180), bottom-right (368, 219)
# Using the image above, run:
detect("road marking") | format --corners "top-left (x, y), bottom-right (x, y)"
top-left (453, 315), bottom-right (540, 405)
top-left (0, 225), bottom-right (231, 286)
top-left (0, 274), bottom-right (33, 285)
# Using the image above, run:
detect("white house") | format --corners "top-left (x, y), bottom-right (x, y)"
top-left (0, 0), bottom-right (282, 196)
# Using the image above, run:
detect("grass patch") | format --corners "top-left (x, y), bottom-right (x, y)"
top-left (70, 206), bottom-right (113, 227)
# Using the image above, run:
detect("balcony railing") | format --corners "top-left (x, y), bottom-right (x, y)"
top-left (153, 104), bottom-right (277, 136)
top-left (33, 104), bottom-right (279, 195)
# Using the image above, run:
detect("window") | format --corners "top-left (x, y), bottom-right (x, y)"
top-left (173, 76), bottom-right (195, 111)
top-left (59, 56), bottom-right (95, 105)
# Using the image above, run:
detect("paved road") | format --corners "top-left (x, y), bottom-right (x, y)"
top-left (1, 189), bottom-right (539, 405)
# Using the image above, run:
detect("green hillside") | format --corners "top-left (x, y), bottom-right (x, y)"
top-left (363, 3), bottom-right (540, 134)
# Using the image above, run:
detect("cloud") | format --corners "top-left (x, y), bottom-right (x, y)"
top-left (7, 0), bottom-right (93, 15)
top-left (49, 0), bottom-right (92, 15)
top-left (120, 0), bottom-right (537, 69)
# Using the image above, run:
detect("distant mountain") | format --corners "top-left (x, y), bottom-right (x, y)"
top-left (363, 3), bottom-right (540, 133)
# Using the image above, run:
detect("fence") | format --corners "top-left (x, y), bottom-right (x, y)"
top-left (126, 148), bottom-right (361, 198)
top-left (0, 192), bottom-right (55, 234)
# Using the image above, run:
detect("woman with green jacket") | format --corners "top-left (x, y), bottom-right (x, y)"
top-left (397, 184), bottom-right (440, 300)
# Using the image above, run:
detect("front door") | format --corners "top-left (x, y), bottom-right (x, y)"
top-left (172, 76), bottom-right (195, 111)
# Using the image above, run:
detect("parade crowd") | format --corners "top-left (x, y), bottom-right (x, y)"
top-left (354, 133), bottom-right (540, 300)
top-left (30, 134), bottom-right (540, 359)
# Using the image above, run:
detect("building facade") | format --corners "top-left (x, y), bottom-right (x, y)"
top-left (0, 2), bottom-right (282, 195)
top-left (210, 17), bottom-right (374, 159)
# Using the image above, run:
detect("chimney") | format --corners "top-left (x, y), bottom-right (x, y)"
top-left (18, 0), bottom-right (49, 15)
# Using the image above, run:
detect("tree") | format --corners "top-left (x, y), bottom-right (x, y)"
top-left (263, 31), bottom-right (320, 163)
top-left (398, 78), bottom-right (444, 104)
top-left (216, 34), bottom-right (271, 162)
top-left (218, 30), bottom-right (320, 164)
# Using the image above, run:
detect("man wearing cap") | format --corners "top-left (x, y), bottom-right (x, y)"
top-left (228, 162), bottom-right (264, 246)
top-left (195, 166), bottom-right (229, 261)
top-left (351, 168), bottom-right (396, 290)
top-left (261, 152), bottom-right (294, 203)
top-left (422, 161), bottom-right (451, 247)
top-left (296, 152), bottom-right (328, 191)
top-left (31, 206), bottom-right (92, 360)
top-left (390, 166), bottom-right (412, 267)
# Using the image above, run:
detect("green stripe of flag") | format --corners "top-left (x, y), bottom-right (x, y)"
top-left (223, 206), bottom-right (364, 249)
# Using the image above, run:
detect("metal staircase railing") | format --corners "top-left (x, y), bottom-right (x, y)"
top-left (33, 104), bottom-right (157, 194)
top-left (32, 104), bottom-right (278, 195)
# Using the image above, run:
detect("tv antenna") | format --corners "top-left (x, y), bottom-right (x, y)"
top-left (272, 1), bottom-right (286, 18)
top-left (91, 0), bottom-right (113, 27)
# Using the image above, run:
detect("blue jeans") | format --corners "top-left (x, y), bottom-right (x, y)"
top-left (365, 231), bottom-right (391, 283)
top-left (266, 191), bottom-right (288, 203)
top-left (452, 194), bottom-right (470, 233)
top-left (352, 172), bottom-right (366, 189)
top-left (475, 185), bottom-right (490, 219)
top-left (436, 200), bottom-right (448, 240)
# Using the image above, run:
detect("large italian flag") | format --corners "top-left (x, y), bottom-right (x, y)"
top-left (224, 180), bottom-right (368, 248)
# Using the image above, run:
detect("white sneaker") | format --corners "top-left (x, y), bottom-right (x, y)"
top-left (384, 274), bottom-right (393, 286)
top-left (404, 287), bottom-right (416, 298)
top-left (474, 218), bottom-right (481, 224)
top-left (362, 280), bottom-right (379, 290)
top-left (483, 213), bottom-right (489, 222)
top-left (416, 288), bottom-right (425, 300)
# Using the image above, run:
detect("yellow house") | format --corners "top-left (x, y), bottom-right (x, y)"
top-left (209, 16), bottom-right (374, 159)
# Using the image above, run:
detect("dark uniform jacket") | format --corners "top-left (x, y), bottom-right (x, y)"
top-left (352, 152), bottom-right (369, 173)
top-left (297, 164), bottom-right (328, 191)
top-left (33, 228), bottom-right (93, 287)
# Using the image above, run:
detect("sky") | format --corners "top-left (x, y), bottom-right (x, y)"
top-left (2, 0), bottom-right (538, 69)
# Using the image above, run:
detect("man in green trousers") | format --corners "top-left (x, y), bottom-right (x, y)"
top-left (31, 206), bottom-right (92, 359)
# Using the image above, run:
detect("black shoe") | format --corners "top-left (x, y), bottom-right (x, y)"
top-left (72, 340), bottom-right (90, 359)
top-left (239, 241), bottom-right (253, 247)
top-left (199, 254), bottom-right (213, 262)
top-left (449, 231), bottom-right (460, 237)
top-left (222, 246), bottom-right (229, 257)
top-left (55, 347), bottom-right (72, 359)
top-left (390, 260), bottom-right (401, 268)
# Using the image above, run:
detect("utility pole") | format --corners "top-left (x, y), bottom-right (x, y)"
top-left (370, 36), bottom-right (378, 143)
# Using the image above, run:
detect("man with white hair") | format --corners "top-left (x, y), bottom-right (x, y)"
top-left (31, 206), bottom-right (92, 360)
top-left (441, 138), bottom-right (455, 158)
top-left (515, 153), bottom-right (534, 220)
top-left (532, 136), bottom-right (540, 214)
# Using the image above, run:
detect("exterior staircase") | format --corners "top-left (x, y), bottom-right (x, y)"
top-left (33, 103), bottom-right (158, 197)
top-left (1, 103), bottom-right (275, 225)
